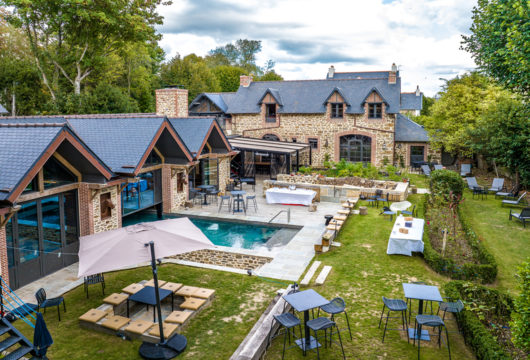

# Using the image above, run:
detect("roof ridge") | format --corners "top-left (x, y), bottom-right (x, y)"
top-left (251, 78), bottom-right (396, 84)
top-left (334, 70), bottom-right (390, 74)
top-left (0, 123), bottom-right (64, 128)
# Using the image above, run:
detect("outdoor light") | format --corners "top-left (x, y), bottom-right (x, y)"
top-left (324, 139), bottom-right (329, 147)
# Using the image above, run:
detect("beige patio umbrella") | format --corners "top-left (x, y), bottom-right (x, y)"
top-left (78, 217), bottom-right (213, 278)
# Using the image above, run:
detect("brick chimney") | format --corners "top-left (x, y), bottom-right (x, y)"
top-left (240, 74), bottom-right (253, 87)
top-left (155, 87), bottom-right (188, 118)
top-left (328, 65), bottom-right (335, 79)
top-left (388, 63), bottom-right (397, 84)
top-left (415, 85), bottom-right (421, 96)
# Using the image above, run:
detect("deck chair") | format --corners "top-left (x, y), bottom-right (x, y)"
top-left (434, 164), bottom-right (443, 171)
top-left (465, 177), bottom-right (481, 190)
top-left (488, 178), bottom-right (504, 193)
top-left (509, 208), bottom-right (530, 228)
top-left (421, 165), bottom-right (431, 177)
top-left (502, 192), bottom-right (527, 207)
top-left (460, 164), bottom-right (471, 177)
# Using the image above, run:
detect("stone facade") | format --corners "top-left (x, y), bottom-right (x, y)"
top-left (155, 88), bottom-right (189, 118)
top-left (170, 168), bottom-right (189, 213)
top-left (394, 142), bottom-right (441, 167)
top-left (218, 156), bottom-right (231, 193)
top-left (92, 185), bottom-right (120, 234)
top-left (172, 249), bottom-right (272, 270)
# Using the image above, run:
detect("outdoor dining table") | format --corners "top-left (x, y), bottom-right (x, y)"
top-left (390, 201), bottom-right (412, 214)
top-left (387, 215), bottom-right (425, 256)
top-left (230, 190), bottom-right (246, 212)
top-left (197, 185), bottom-right (215, 205)
top-left (402, 283), bottom-right (443, 341)
top-left (126, 286), bottom-right (174, 322)
top-left (283, 289), bottom-right (329, 354)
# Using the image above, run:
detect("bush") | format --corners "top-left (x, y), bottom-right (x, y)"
top-left (444, 281), bottom-right (512, 360)
top-left (510, 260), bottom-right (530, 352)
top-left (430, 169), bottom-right (466, 200)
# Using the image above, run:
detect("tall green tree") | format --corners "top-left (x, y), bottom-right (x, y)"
top-left (255, 70), bottom-right (284, 82)
top-left (462, 0), bottom-right (529, 97)
top-left (2, 0), bottom-right (171, 99)
top-left (212, 65), bottom-right (246, 92)
top-left (210, 39), bottom-right (264, 74)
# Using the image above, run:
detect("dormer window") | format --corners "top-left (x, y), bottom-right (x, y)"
top-left (265, 104), bottom-right (276, 123)
top-left (368, 103), bottom-right (382, 119)
top-left (331, 103), bottom-right (344, 118)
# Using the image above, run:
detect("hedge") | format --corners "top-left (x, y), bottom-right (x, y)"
top-left (422, 194), bottom-right (498, 283)
top-left (443, 281), bottom-right (512, 360)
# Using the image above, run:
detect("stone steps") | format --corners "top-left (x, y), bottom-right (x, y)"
top-left (315, 266), bottom-right (332, 285)
top-left (301, 261), bottom-right (321, 285)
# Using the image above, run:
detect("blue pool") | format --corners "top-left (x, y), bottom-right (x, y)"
top-left (122, 212), bottom-right (297, 250)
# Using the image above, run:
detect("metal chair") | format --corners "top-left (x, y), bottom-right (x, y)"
top-left (414, 315), bottom-right (451, 360)
top-left (84, 273), bottom-right (105, 298)
top-left (318, 297), bottom-right (352, 340)
top-left (509, 207), bottom-right (530, 228)
top-left (306, 317), bottom-right (345, 359)
top-left (379, 206), bottom-right (396, 221)
top-left (376, 192), bottom-right (388, 207)
top-left (218, 195), bottom-right (231, 213)
top-left (246, 195), bottom-right (258, 212)
top-left (189, 189), bottom-right (202, 207)
top-left (268, 312), bottom-right (302, 360)
top-left (232, 198), bottom-right (246, 214)
top-left (437, 298), bottom-right (464, 334)
top-left (207, 188), bottom-right (219, 204)
top-left (407, 281), bottom-right (434, 324)
top-left (402, 205), bottom-right (416, 217)
top-left (35, 288), bottom-right (66, 321)
top-left (379, 296), bottom-right (408, 343)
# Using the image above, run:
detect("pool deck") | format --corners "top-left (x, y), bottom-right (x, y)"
top-left (174, 181), bottom-right (343, 282)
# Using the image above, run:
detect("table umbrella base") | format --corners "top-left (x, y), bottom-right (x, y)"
top-left (295, 336), bottom-right (321, 351)
top-left (139, 334), bottom-right (187, 359)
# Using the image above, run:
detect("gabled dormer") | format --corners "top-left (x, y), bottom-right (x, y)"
top-left (324, 87), bottom-right (349, 119)
top-left (362, 88), bottom-right (390, 119)
top-left (259, 88), bottom-right (282, 124)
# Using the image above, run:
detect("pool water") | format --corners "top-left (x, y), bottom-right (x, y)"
top-left (122, 212), bottom-right (290, 250)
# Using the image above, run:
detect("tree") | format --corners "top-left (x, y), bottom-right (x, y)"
top-left (212, 65), bottom-right (246, 92)
top-left (256, 70), bottom-right (284, 82)
top-left (469, 95), bottom-right (530, 187)
top-left (462, 0), bottom-right (530, 97)
top-left (210, 39), bottom-right (263, 74)
top-left (62, 82), bottom-right (138, 115)
top-left (423, 72), bottom-right (506, 158)
top-left (2, 0), bottom-right (171, 99)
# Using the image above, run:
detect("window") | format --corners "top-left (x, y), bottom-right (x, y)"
top-left (177, 172), bottom-right (185, 192)
top-left (100, 193), bottom-right (113, 220)
top-left (265, 104), bottom-right (276, 123)
top-left (308, 138), bottom-right (318, 150)
top-left (368, 103), bottom-right (382, 118)
top-left (331, 103), bottom-right (343, 118)
top-left (292, 138), bottom-right (297, 143)
top-left (262, 134), bottom-right (280, 141)
top-left (340, 135), bottom-right (372, 163)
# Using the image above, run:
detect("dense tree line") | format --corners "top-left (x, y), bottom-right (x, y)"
top-left (0, 3), bottom-right (282, 115)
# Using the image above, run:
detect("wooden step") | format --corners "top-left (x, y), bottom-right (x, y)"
top-left (342, 203), bottom-right (353, 208)
top-left (334, 215), bottom-right (347, 221)
top-left (315, 266), bottom-right (332, 285)
top-left (331, 241), bottom-right (341, 247)
top-left (326, 224), bottom-right (342, 231)
top-left (337, 210), bottom-right (350, 215)
top-left (301, 261), bottom-right (321, 285)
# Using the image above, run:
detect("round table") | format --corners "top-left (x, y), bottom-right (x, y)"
top-left (390, 201), bottom-right (412, 213)
top-left (197, 185), bottom-right (215, 205)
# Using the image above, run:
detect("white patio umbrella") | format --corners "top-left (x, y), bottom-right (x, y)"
top-left (77, 217), bottom-right (214, 359)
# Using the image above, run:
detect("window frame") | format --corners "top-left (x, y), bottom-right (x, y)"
top-left (100, 192), bottom-right (112, 220)
top-left (265, 103), bottom-right (277, 123)
top-left (368, 103), bottom-right (383, 119)
top-left (308, 138), bottom-right (319, 150)
top-left (330, 103), bottom-right (344, 119)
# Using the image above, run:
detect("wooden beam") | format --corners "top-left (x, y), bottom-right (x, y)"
top-left (91, 189), bottom-right (100, 201)
top-left (205, 142), bottom-right (212, 153)
top-left (17, 183), bottom-right (80, 202)
top-left (53, 152), bottom-right (82, 182)
top-left (139, 164), bottom-right (163, 173)
top-left (153, 146), bottom-right (165, 164)
top-left (38, 169), bottom-right (44, 192)
top-left (0, 205), bottom-right (21, 227)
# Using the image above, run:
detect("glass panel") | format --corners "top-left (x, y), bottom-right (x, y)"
top-left (122, 181), bottom-right (140, 214)
top-left (340, 135), bottom-right (372, 164)
top-left (6, 218), bottom-right (14, 267)
top-left (63, 192), bottom-right (78, 245)
top-left (17, 201), bottom-right (39, 263)
top-left (43, 156), bottom-right (76, 189)
top-left (139, 172), bottom-right (155, 209)
top-left (144, 150), bottom-right (162, 167)
top-left (41, 196), bottom-right (61, 252)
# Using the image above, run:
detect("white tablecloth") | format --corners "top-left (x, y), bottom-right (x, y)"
top-left (387, 215), bottom-right (425, 256)
top-left (265, 187), bottom-right (317, 206)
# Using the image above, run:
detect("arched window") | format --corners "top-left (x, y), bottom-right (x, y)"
top-left (339, 135), bottom-right (372, 163)
top-left (262, 134), bottom-right (280, 141)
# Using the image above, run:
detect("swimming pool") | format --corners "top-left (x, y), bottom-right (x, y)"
top-left (122, 212), bottom-right (299, 250)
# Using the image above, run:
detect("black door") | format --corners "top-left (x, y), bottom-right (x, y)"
top-left (410, 146), bottom-right (425, 165)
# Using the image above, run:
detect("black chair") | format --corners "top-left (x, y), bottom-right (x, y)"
top-left (377, 192), bottom-right (389, 207)
top-left (509, 207), bottom-right (530, 228)
top-left (402, 205), bottom-right (416, 217)
top-left (246, 195), bottom-right (258, 212)
top-left (84, 273), bottom-right (105, 298)
top-left (378, 296), bottom-right (408, 343)
top-left (218, 195), bottom-right (231, 213)
top-left (437, 298), bottom-right (464, 334)
top-left (306, 317), bottom-right (345, 359)
top-left (374, 190), bottom-right (384, 208)
top-left (35, 288), bottom-right (66, 321)
top-left (379, 206), bottom-right (396, 221)
top-left (318, 297), bottom-right (352, 340)
top-left (207, 188), bottom-right (219, 204)
top-left (414, 315), bottom-right (451, 360)
top-left (189, 189), bottom-right (202, 207)
top-left (268, 312), bottom-right (302, 360)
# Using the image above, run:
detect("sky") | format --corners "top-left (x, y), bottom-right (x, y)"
top-left (157, 0), bottom-right (478, 96)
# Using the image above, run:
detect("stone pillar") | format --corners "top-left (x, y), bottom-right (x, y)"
top-left (0, 225), bottom-right (9, 284)
top-left (218, 156), bottom-right (231, 193)
top-left (161, 165), bottom-right (173, 214)
top-left (78, 183), bottom-right (94, 236)
top-left (155, 88), bottom-right (189, 118)
top-left (92, 186), bottom-right (120, 234)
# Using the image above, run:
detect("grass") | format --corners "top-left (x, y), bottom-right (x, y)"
top-left (15, 264), bottom-right (277, 359)
top-left (265, 194), bottom-right (474, 359)
top-left (460, 190), bottom-right (529, 293)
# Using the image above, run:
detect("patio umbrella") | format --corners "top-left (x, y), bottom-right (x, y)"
top-left (77, 217), bottom-right (214, 359)
top-left (33, 312), bottom-right (53, 358)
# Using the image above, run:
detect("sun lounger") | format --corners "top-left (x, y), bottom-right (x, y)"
top-left (460, 164), bottom-right (471, 177)
top-left (509, 208), bottom-right (530, 228)
top-left (488, 178), bottom-right (504, 192)
top-left (421, 165), bottom-right (431, 177)
top-left (502, 192), bottom-right (527, 207)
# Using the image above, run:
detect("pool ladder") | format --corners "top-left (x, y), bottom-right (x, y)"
top-left (268, 209), bottom-right (290, 223)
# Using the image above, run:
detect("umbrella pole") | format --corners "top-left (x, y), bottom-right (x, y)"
top-left (147, 241), bottom-right (165, 344)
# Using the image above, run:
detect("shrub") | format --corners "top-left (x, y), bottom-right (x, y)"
top-left (510, 260), bottom-right (530, 352)
top-left (430, 169), bottom-right (465, 200)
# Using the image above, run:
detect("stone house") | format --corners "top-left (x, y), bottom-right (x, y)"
top-left (0, 88), bottom-right (235, 289)
top-left (190, 64), bottom-right (438, 169)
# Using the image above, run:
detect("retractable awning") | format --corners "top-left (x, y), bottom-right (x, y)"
top-left (228, 136), bottom-right (310, 154)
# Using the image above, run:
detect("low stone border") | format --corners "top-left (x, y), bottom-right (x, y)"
top-left (170, 249), bottom-right (273, 270)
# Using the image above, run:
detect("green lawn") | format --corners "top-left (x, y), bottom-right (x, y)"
top-left (16, 264), bottom-right (276, 359)
top-left (460, 190), bottom-right (529, 293)
top-left (266, 195), bottom-right (474, 359)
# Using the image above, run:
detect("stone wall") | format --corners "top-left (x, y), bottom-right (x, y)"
top-left (172, 249), bottom-right (272, 270)
top-left (394, 142), bottom-right (442, 167)
top-left (231, 105), bottom-right (395, 167)
top-left (171, 169), bottom-right (188, 212)
top-left (218, 156), bottom-right (231, 193)
top-left (155, 88), bottom-right (189, 118)
top-left (92, 185), bottom-right (120, 234)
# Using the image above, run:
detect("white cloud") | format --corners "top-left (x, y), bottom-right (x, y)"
top-left (157, 0), bottom-right (477, 96)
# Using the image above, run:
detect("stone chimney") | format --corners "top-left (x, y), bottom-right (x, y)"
top-left (388, 63), bottom-right (397, 84)
top-left (328, 65), bottom-right (335, 79)
top-left (240, 74), bottom-right (253, 87)
top-left (415, 85), bottom-right (421, 96)
top-left (155, 87), bottom-right (189, 118)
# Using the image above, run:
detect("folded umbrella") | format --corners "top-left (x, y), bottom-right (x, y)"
top-left (33, 312), bottom-right (53, 357)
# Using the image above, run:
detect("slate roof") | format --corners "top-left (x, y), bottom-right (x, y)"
top-left (326, 71), bottom-right (391, 80)
top-left (169, 117), bottom-right (215, 154)
top-left (227, 78), bottom-right (402, 114)
top-left (190, 93), bottom-right (236, 113)
top-left (0, 104), bottom-right (7, 114)
top-left (395, 114), bottom-right (429, 142)
top-left (401, 92), bottom-right (423, 111)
